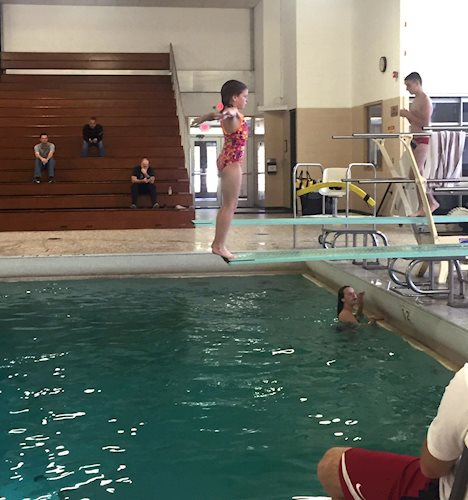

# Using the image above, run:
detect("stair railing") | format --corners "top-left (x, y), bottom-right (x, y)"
top-left (169, 43), bottom-right (190, 174)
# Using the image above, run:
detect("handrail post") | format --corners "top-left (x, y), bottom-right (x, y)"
top-left (291, 163), bottom-right (323, 248)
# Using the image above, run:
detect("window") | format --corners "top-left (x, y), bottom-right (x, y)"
top-left (431, 98), bottom-right (461, 124)
top-left (429, 97), bottom-right (468, 208)
top-left (462, 102), bottom-right (468, 123)
top-left (430, 97), bottom-right (468, 175)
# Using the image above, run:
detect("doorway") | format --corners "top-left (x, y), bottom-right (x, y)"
top-left (191, 139), bottom-right (220, 207)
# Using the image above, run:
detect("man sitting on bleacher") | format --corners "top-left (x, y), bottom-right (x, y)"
top-left (33, 132), bottom-right (56, 183)
top-left (81, 116), bottom-right (106, 157)
top-left (130, 157), bottom-right (159, 209)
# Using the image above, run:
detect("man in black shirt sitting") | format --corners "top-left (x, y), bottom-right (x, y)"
top-left (131, 157), bottom-right (159, 209)
top-left (81, 117), bottom-right (106, 157)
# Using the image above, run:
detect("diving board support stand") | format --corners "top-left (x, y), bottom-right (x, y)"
top-left (398, 135), bottom-right (439, 242)
top-left (347, 132), bottom-right (438, 242)
top-left (335, 132), bottom-right (449, 282)
top-left (334, 133), bottom-right (416, 218)
top-left (372, 137), bottom-right (413, 216)
top-left (388, 256), bottom-right (468, 307)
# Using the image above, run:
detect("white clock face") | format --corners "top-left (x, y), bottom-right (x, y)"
top-left (380, 57), bottom-right (387, 73)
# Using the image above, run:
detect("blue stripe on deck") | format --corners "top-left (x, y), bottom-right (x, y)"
top-left (193, 216), bottom-right (468, 227)
top-left (226, 243), bottom-right (468, 265)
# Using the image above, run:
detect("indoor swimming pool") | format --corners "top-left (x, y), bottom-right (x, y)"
top-left (0, 275), bottom-right (452, 499)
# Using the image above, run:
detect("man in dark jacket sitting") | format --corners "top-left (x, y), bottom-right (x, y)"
top-left (81, 117), bottom-right (106, 157)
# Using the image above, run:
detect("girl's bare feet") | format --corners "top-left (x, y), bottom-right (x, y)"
top-left (411, 201), bottom-right (440, 217)
top-left (430, 201), bottom-right (440, 213)
top-left (211, 245), bottom-right (235, 261)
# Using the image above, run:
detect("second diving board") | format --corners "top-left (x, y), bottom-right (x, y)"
top-left (226, 243), bottom-right (468, 265)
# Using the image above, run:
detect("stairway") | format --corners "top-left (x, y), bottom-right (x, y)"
top-left (0, 71), bottom-right (194, 231)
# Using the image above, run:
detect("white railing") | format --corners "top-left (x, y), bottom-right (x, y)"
top-left (169, 43), bottom-right (190, 173)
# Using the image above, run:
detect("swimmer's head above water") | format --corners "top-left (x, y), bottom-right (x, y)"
top-left (337, 285), bottom-right (358, 317)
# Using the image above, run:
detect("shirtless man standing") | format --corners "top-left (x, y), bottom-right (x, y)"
top-left (400, 72), bottom-right (438, 215)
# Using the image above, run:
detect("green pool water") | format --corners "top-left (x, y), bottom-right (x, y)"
top-left (0, 275), bottom-right (451, 500)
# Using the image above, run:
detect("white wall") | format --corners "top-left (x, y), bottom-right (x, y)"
top-left (253, 0), bottom-right (298, 110)
top-left (2, 4), bottom-right (251, 71)
top-left (254, 0), bottom-right (290, 110)
top-left (352, 0), bottom-right (401, 106)
top-left (182, 92), bottom-right (257, 117)
top-left (254, 1), bottom-right (264, 107)
top-left (280, 0), bottom-right (297, 110)
top-left (401, 0), bottom-right (468, 96)
top-left (295, 0), bottom-right (352, 108)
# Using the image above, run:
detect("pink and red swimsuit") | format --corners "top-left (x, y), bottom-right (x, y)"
top-left (217, 113), bottom-right (249, 173)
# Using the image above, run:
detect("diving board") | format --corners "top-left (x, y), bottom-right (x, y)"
top-left (226, 243), bottom-right (468, 265)
top-left (193, 215), bottom-right (468, 227)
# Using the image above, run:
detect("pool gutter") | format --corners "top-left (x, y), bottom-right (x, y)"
top-left (306, 261), bottom-right (468, 369)
top-left (0, 252), bottom-right (307, 280)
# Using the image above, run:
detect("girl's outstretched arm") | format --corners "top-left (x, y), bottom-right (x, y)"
top-left (219, 107), bottom-right (241, 133)
top-left (191, 112), bottom-right (223, 127)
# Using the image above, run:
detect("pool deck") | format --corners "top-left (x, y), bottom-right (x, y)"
top-left (0, 209), bottom-right (466, 367)
top-left (0, 210), bottom-right (418, 258)
top-left (0, 211), bottom-right (415, 278)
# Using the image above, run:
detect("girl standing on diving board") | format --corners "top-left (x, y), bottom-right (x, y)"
top-left (192, 80), bottom-right (249, 261)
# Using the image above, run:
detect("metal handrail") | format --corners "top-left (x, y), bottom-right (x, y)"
top-left (292, 163), bottom-right (324, 218)
top-left (424, 125), bottom-right (468, 131)
top-left (342, 177), bottom-right (468, 185)
top-left (354, 132), bottom-right (432, 138)
top-left (406, 259), bottom-right (448, 295)
top-left (333, 132), bottom-right (432, 139)
top-left (292, 163), bottom-right (324, 248)
top-left (169, 43), bottom-right (190, 175)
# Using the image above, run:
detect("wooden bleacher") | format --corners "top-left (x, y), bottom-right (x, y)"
top-left (0, 52), bottom-right (194, 231)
